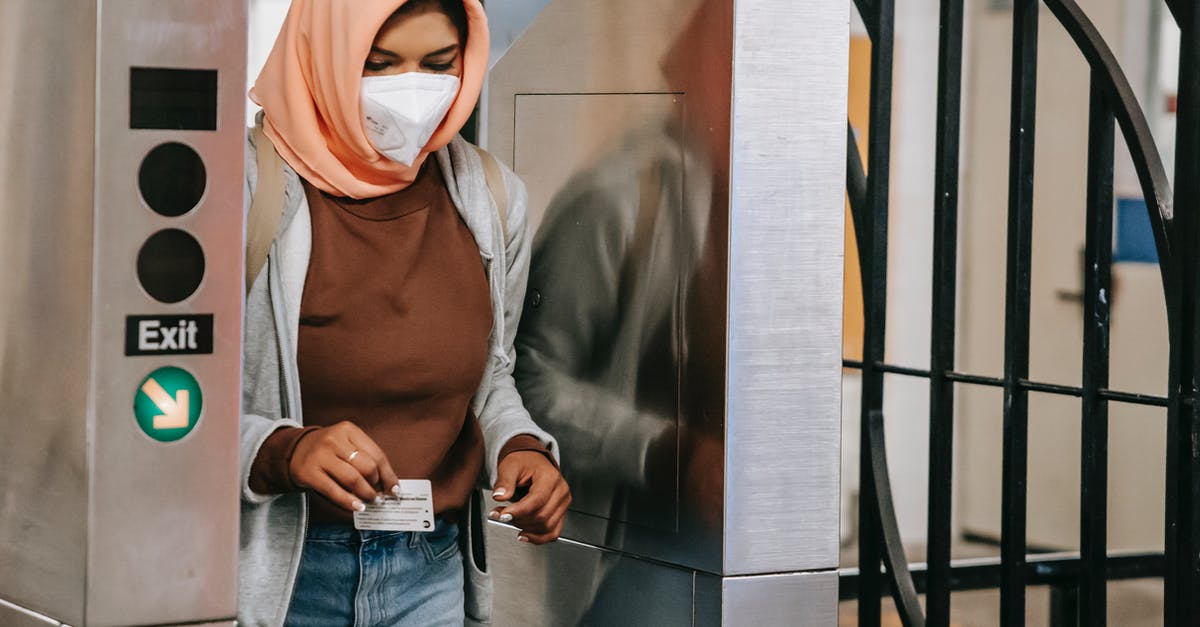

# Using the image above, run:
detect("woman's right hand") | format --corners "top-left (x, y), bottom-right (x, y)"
top-left (289, 421), bottom-right (401, 512)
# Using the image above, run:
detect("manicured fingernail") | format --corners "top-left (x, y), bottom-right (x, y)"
top-left (518, 535), bottom-right (530, 543)
top-left (488, 510), bottom-right (500, 520)
top-left (493, 488), bottom-right (507, 498)
top-left (353, 500), bottom-right (365, 512)
top-left (373, 495), bottom-right (384, 505)
top-left (499, 513), bottom-right (513, 523)
top-left (392, 484), bottom-right (402, 496)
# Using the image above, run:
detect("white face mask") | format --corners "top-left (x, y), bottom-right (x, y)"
top-left (360, 72), bottom-right (461, 167)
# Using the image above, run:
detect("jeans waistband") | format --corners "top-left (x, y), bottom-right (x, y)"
top-left (305, 518), bottom-right (456, 543)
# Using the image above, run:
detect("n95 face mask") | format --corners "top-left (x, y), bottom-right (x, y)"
top-left (361, 72), bottom-right (461, 167)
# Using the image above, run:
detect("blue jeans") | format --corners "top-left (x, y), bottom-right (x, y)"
top-left (285, 520), bottom-right (465, 627)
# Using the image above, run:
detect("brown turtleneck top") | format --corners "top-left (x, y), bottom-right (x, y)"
top-left (250, 158), bottom-right (547, 522)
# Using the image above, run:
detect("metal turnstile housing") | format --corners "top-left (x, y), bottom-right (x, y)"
top-left (487, 0), bottom-right (848, 623)
top-left (0, 1), bottom-right (245, 625)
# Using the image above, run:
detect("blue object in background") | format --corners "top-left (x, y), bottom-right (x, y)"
top-left (1115, 197), bottom-right (1159, 264)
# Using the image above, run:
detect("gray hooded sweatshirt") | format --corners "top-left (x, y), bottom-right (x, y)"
top-left (238, 129), bottom-right (559, 627)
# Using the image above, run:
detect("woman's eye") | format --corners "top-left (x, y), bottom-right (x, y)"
top-left (364, 60), bottom-right (390, 72)
top-left (424, 62), bottom-right (455, 73)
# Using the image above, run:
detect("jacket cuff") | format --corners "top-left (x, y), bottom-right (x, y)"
top-left (498, 434), bottom-right (558, 468)
top-left (249, 425), bottom-right (321, 495)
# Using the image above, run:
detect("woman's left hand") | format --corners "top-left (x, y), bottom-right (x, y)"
top-left (489, 452), bottom-right (571, 544)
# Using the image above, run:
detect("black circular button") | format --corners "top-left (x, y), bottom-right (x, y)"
top-left (138, 142), bottom-right (206, 217)
top-left (137, 229), bottom-right (205, 304)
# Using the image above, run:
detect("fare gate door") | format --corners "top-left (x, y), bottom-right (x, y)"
top-left (0, 1), bottom-right (246, 625)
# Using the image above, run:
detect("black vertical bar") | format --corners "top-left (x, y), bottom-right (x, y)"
top-left (858, 0), bottom-right (896, 625)
top-left (1001, 1), bottom-right (1038, 625)
top-left (1078, 71), bottom-right (1114, 627)
top-left (1164, 5), bottom-right (1200, 626)
top-left (1049, 585), bottom-right (1079, 627)
top-left (926, 0), bottom-right (965, 624)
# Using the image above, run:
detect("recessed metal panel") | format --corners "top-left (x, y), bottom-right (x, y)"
top-left (515, 92), bottom-right (686, 535)
top-left (0, 1), bottom-right (97, 623)
top-left (499, 0), bottom-right (731, 574)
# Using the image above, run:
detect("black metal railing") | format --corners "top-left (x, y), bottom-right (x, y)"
top-left (842, 0), bottom-right (1198, 625)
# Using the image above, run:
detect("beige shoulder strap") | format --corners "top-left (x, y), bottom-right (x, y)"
top-left (617, 163), bottom-right (663, 307)
top-left (472, 145), bottom-right (508, 240)
top-left (246, 124), bottom-right (287, 292)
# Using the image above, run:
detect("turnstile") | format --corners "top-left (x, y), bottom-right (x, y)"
top-left (0, 1), bottom-right (246, 625)
top-left (485, 0), bottom-right (849, 624)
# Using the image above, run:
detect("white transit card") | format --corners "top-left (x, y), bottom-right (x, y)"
top-left (353, 479), bottom-right (436, 532)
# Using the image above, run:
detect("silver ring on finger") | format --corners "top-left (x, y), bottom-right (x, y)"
top-left (346, 449), bottom-right (360, 463)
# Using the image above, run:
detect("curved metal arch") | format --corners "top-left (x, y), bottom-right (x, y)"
top-left (1042, 0), bottom-right (1175, 286)
top-left (847, 120), bottom-right (927, 627)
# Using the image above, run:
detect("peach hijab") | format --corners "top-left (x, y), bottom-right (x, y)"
top-left (251, 0), bottom-right (489, 199)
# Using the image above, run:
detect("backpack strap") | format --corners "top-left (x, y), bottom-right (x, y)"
top-left (246, 123), bottom-right (287, 292)
top-left (472, 144), bottom-right (508, 240)
top-left (617, 162), bottom-right (663, 308)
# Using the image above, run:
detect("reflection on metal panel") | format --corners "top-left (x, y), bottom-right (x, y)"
top-left (0, 1), bottom-right (96, 623)
top-left (723, 0), bottom-right (847, 575)
top-left (485, 521), bottom-right (700, 626)
top-left (489, 0), bottom-right (846, 622)
top-left (500, 0), bottom-right (729, 574)
top-left (515, 93), bottom-right (686, 534)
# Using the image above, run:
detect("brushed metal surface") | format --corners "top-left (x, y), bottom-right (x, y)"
top-left (722, 0), bottom-right (848, 575)
top-left (498, 0), bottom-right (731, 573)
top-left (721, 571), bottom-right (839, 626)
top-left (495, 0), bottom-right (846, 578)
top-left (514, 92), bottom-right (687, 535)
top-left (694, 572), bottom-right (722, 627)
top-left (0, 600), bottom-right (64, 627)
top-left (85, 1), bottom-right (245, 624)
top-left (486, 519), bottom-right (838, 626)
top-left (485, 520), bottom-right (699, 626)
top-left (0, 1), bottom-right (97, 624)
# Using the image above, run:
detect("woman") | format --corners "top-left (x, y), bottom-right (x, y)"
top-left (238, 1), bottom-right (571, 625)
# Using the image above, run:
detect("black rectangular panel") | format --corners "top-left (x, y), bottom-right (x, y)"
top-left (130, 67), bottom-right (218, 131)
top-left (125, 314), bottom-right (214, 356)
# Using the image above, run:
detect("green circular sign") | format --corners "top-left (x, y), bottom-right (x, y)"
top-left (134, 366), bottom-right (203, 442)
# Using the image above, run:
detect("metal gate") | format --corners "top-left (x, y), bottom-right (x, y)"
top-left (841, 0), bottom-right (1199, 625)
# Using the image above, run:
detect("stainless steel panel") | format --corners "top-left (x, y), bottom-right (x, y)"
top-left (495, 0), bottom-right (846, 578)
top-left (722, 0), bottom-right (847, 575)
top-left (0, 600), bottom-right (64, 627)
top-left (721, 571), bottom-right (839, 626)
top-left (694, 572), bottom-right (722, 627)
top-left (515, 93), bottom-right (686, 534)
top-left (86, 1), bottom-right (245, 624)
top-left (485, 521), bottom-right (698, 626)
top-left (498, 0), bottom-right (731, 573)
top-left (0, 1), bottom-right (97, 624)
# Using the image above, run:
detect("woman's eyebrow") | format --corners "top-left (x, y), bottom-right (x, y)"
top-left (370, 46), bottom-right (398, 58)
top-left (423, 44), bottom-right (459, 59)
